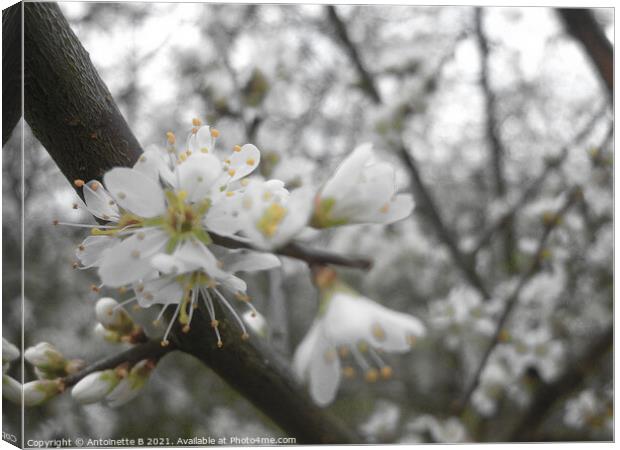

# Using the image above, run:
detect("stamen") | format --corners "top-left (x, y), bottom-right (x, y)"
top-left (228, 169), bottom-right (236, 177)
top-left (90, 284), bottom-right (102, 293)
top-left (91, 181), bottom-right (100, 191)
top-left (53, 221), bottom-right (117, 229)
top-left (161, 303), bottom-right (181, 346)
top-left (213, 288), bottom-right (249, 340)
top-left (343, 366), bottom-right (356, 379)
top-left (192, 118), bottom-right (202, 126)
top-left (351, 346), bottom-right (371, 372)
top-left (113, 296), bottom-right (138, 310)
top-left (246, 158), bottom-right (255, 166)
top-left (372, 324), bottom-right (386, 341)
top-left (233, 145), bottom-right (242, 152)
top-left (365, 369), bottom-right (379, 383)
top-left (210, 128), bottom-right (220, 138)
top-left (166, 131), bottom-right (176, 145)
top-left (74, 179), bottom-right (85, 188)
top-left (202, 288), bottom-right (223, 348)
top-left (153, 304), bottom-right (170, 326)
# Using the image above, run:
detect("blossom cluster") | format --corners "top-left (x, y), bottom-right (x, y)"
top-left (14, 118), bottom-right (422, 408)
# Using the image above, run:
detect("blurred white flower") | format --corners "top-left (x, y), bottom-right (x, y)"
top-left (502, 326), bottom-right (564, 382)
top-left (2, 374), bottom-right (22, 404)
top-left (564, 389), bottom-right (613, 432)
top-left (406, 415), bottom-right (469, 443)
top-left (293, 268), bottom-right (425, 406)
top-left (312, 143), bottom-right (414, 228)
top-left (72, 369), bottom-right (122, 404)
top-left (471, 358), bottom-right (511, 416)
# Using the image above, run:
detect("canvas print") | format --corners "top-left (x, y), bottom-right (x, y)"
top-left (2, 2), bottom-right (613, 446)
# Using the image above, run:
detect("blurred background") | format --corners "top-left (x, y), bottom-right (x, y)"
top-left (2, 3), bottom-right (613, 443)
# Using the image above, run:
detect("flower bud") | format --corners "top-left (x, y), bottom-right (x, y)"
top-left (3, 338), bottom-right (20, 364)
top-left (23, 379), bottom-right (63, 406)
top-left (106, 359), bottom-right (156, 408)
top-left (24, 342), bottom-right (66, 374)
top-left (94, 323), bottom-right (122, 343)
top-left (95, 297), bottom-right (134, 335)
top-left (2, 375), bottom-right (22, 404)
top-left (71, 370), bottom-right (121, 404)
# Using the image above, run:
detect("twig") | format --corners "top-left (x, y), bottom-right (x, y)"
top-left (509, 326), bottom-right (612, 441)
top-left (453, 186), bottom-right (583, 414)
top-left (62, 340), bottom-right (174, 387)
top-left (397, 142), bottom-right (491, 299)
top-left (475, 8), bottom-right (516, 271)
top-left (211, 233), bottom-right (373, 270)
top-left (326, 5), bottom-right (381, 104)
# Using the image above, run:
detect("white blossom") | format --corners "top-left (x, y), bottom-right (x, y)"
top-left (24, 342), bottom-right (66, 375)
top-left (312, 143), bottom-right (414, 227)
top-left (105, 359), bottom-right (155, 408)
top-left (23, 379), bottom-right (63, 407)
top-left (2, 375), bottom-right (22, 404)
top-left (293, 268), bottom-right (425, 406)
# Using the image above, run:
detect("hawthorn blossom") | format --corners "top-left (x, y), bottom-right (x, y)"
top-left (312, 143), bottom-right (414, 228)
top-left (293, 268), bottom-right (426, 406)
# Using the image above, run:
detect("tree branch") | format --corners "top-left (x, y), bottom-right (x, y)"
top-left (326, 6), bottom-right (381, 104)
top-left (474, 8), bottom-right (516, 272)
top-left (21, 2), bottom-right (361, 443)
top-left (557, 8), bottom-right (613, 99)
top-left (453, 186), bottom-right (583, 414)
top-left (509, 326), bottom-right (612, 441)
top-left (2, 3), bottom-right (22, 146)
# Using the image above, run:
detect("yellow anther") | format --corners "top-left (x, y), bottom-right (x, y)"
top-left (210, 128), bottom-right (220, 138)
top-left (358, 341), bottom-right (369, 352)
top-left (381, 366), bottom-right (393, 380)
top-left (224, 159), bottom-right (231, 165)
top-left (166, 131), bottom-right (176, 144)
top-left (177, 190), bottom-right (188, 201)
top-left (372, 324), bottom-right (386, 341)
top-left (152, 319), bottom-right (161, 326)
top-left (211, 319), bottom-right (219, 328)
top-left (257, 203), bottom-right (287, 238)
top-left (192, 117), bottom-right (202, 126)
top-left (179, 152), bottom-right (188, 162)
top-left (365, 369), bottom-right (379, 383)
top-left (228, 169), bottom-right (236, 177)
top-left (233, 145), bottom-right (242, 152)
top-left (343, 366), bottom-right (356, 379)
top-left (498, 329), bottom-right (511, 343)
top-left (91, 181), bottom-right (100, 191)
top-left (161, 340), bottom-right (170, 347)
top-left (226, 191), bottom-right (235, 197)
top-left (217, 341), bottom-right (223, 348)
top-left (74, 179), bottom-right (85, 188)
top-left (139, 155), bottom-right (146, 162)
top-left (246, 158), bottom-right (255, 166)
top-left (200, 147), bottom-right (209, 153)
top-left (182, 325), bottom-right (190, 333)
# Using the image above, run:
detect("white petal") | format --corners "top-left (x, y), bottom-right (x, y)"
top-left (133, 149), bottom-right (175, 186)
top-left (188, 126), bottom-right (214, 154)
top-left (83, 181), bottom-right (120, 221)
top-left (226, 144), bottom-right (260, 182)
top-left (308, 325), bottom-right (341, 406)
top-left (76, 235), bottom-right (118, 268)
top-left (292, 321), bottom-right (322, 380)
top-left (376, 194), bottom-right (415, 224)
top-left (372, 307), bottom-right (426, 352)
top-left (134, 277), bottom-right (183, 307)
top-left (177, 153), bottom-right (222, 202)
top-left (221, 250), bottom-right (281, 273)
top-left (321, 143), bottom-right (373, 199)
top-left (204, 193), bottom-right (245, 237)
top-left (98, 229), bottom-right (168, 287)
top-left (103, 167), bottom-right (166, 218)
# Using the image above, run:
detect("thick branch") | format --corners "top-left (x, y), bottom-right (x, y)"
top-left (2, 3), bottom-right (22, 146)
top-left (509, 326), bottom-right (612, 441)
top-left (23, 3), bottom-right (360, 443)
top-left (454, 186), bottom-right (583, 414)
top-left (326, 6), bottom-right (381, 103)
top-left (62, 340), bottom-right (173, 387)
top-left (557, 8), bottom-right (613, 99)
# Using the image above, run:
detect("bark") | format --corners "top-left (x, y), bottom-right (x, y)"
top-left (558, 8), bottom-right (613, 99)
top-left (17, 2), bottom-right (360, 443)
top-left (2, 3), bottom-right (22, 146)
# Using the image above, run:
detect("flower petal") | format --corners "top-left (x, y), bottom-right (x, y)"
top-left (220, 250), bottom-right (281, 273)
top-left (133, 149), bottom-right (175, 186)
top-left (308, 326), bottom-right (341, 406)
top-left (98, 229), bottom-right (168, 287)
top-left (103, 167), bottom-right (166, 218)
top-left (226, 144), bottom-right (261, 182)
top-left (83, 181), bottom-right (120, 221)
top-left (76, 235), bottom-right (118, 268)
top-left (176, 153), bottom-right (222, 202)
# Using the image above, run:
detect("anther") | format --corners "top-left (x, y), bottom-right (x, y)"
top-left (211, 319), bottom-right (219, 328)
top-left (228, 169), bottom-right (236, 177)
top-left (210, 128), bottom-right (220, 138)
top-left (118, 286), bottom-right (127, 294)
top-left (90, 284), bottom-right (100, 293)
top-left (217, 340), bottom-right (223, 348)
top-left (372, 324), bottom-right (386, 341)
top-left (78, 245), bottom-right (85, 251)
top-left (246, 158), bottom-right (255, 166)
top-left (91, 181), bottom-right (100, 191)
top-left (192, 118), bottom-right (202, 126)
top-left (241, 333), bottom-right (250, 341)
top-left (233, 145), bottom-right (242, 152)
top-left (200, 147), bottom-right (209, 153)
top-left (161, 340), bottom-right (170, 347)
top-left (72, 203), bottom-right (78, 209)
top-left (74, 179), bottom-right (85, 188)
top-left (343, 366), bottom-right (356, 379)
top-left (380, 366), bottom-right (393, 380)
top-left (72, 262), bottom-right (79, 269)
top-left (182, 325), bottom-right (190, 333)
top-left (52, 219), bottom-right (59, 226)
top-left (365, 369), bottom-right (379, 383)
top-left (166, 131), bottom-right (176, 144)
top-left (226, 191), bottom-right (234, 197)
